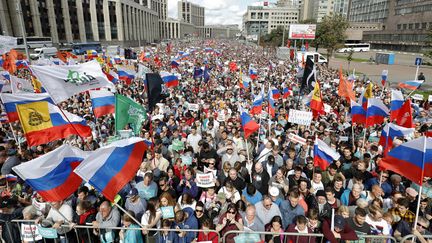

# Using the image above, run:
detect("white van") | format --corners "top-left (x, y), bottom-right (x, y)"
top-left (296, 52), bottom-right (327, 64)
top-left (30, 47), bottom-right (58, 60)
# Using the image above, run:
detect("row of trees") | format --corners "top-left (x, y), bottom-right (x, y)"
top-left (259, 14), bottom-right (349, 64)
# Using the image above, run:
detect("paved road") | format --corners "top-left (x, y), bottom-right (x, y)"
top-left (319, 49), bottom-right (432, 89)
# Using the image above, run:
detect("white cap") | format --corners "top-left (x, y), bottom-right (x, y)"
top-left (269, 186), bottom-right (279, 197)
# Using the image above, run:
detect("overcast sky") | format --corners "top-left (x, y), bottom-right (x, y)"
top-left (167, 0), bottom-right (276, 26)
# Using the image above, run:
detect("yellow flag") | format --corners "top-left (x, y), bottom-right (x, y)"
top-left (312, 81), bottom-right (321, 102)
top-left (364, 82), bottom-right (373, 99)
top-left (16, 101), bottom-right (52, 134)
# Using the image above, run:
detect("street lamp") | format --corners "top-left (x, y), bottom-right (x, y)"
top-left (15, 0), bottom-right (30, 61)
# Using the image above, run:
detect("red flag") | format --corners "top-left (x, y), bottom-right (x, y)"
top-left (337, 66), bottom-right (355, 102)
top-left (395, 99), bottom-right (414, 128)
top-left (166, 43), bottom-right (172, 54)
top-left (287, 40), bottom-right (291, 48)
top-left (229, 61), bottom-right (237, 72)
top-left (305, 41), bottom-right (309, 51)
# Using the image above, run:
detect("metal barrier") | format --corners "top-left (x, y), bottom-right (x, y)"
top-left (222, 230), bottom-right (324, 243)
top-left (222, 230), bottom-right (398, 243)
top-left (400, 234), bottom-right (432, 243)
top-left (10, 219), bottom-right (220, 243)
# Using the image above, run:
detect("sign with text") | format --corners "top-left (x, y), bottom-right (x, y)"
top-left (196, 172), bottom-right (215, 188)
top-left (288, 109), bottom-right (313, 126)
top-left (188, 103), bottom-right (199, 111)
top-left (289, 24), bottom-right (316, 39)
top-left (160, 206), bottom-right (175, 219)
top-left (21, 224), bottom-right (42, 242)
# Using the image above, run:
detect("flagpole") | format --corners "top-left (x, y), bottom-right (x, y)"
top-left (413, 136), bottom-right (427, 231)
top-left (8, 123), bottom-right (20, 150)
top-left (362, 127), bottom-right (367, 149)
top-left (113, 201), bottom-right (144, 228)
top-left (56, 105), bottom-right (91, 150)
top-left (256, 115), bottom-right (262, 151)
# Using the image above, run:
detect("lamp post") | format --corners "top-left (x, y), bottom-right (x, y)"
top-left (15, 0), bottom-right (30, 61)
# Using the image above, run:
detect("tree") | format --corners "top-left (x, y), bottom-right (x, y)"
top-left (260, 27), bottom-right (284, 47)
top-left (424, 29), bottom-right (432, 61)
top-left (314, 14), bottom-right (349, 65)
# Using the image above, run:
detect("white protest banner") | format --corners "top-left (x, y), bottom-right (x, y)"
top-left (324, 104), bottom-right (332, 113)
top-left (30, 60), bottom-right (113, 104)
top-left (0, 80), bottom-right (11, 93)
top-left (412, 94), bottom-right (424, 101)
top-left (429, 95), bottom-right (432, 102)
top-left (288, 133), bottom-right (306, 145)
top-left (0, 35), bottom-right (17, 55)
top-left (196, 172), bottom-right (215, 188)
top-left (188, 103), bottom-right (199, 111)
top-left (339, 136), bottom-right (349, 142)
top-left (288, 109), bottom-right (313, 126)
top-left (10, 76), bottom-right (34, 93)
top-left (21, 224), bottom-right (42, 241)
top-left (204, 167), bottom-right (217, 177)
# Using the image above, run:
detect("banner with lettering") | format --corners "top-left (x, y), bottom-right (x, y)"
top-left (30, 60), bottom-right (113, 103)
top-left (196, 172), bottom-right (215, 188)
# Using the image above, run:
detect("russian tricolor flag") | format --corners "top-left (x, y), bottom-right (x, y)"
top-left (379, 123), bottom-right (415, 155)
top-left (114, 56), bottom-right (122, 64)
top-left (0, 93), bottom-right (54, 122)
top-left (314, 138), bottom-right (340, 171)
top-left (13, 145), bottom-right (90, 202)
top-left (171, 60), bottom-right (179, 69)
top-left (161, 71), bottom-right (179, 88)
top-left (366, 98), bottom-right (389, 127)
top-left (398, 80), bottom-right (424, 90)
top-left (380, 137), bottom-right (432, 185)
top-left (350, 100), bottom-right (366, 125)
top-left (390, 89), bottom-right (404, 121)
top-left (241, 75), bottom-right (251, 89)
top-left (117, 68), bottom-right (135, 85)
top-left (268, 89), bottom-right (276, 117)
top-left (251, 90), bottom-right (264, 115)
top-left (239, 106), bottom-right (260, 138)
top-left (249, 68), bottom-right (258, 80)
top-left (283, 87), bottom-right (292, 99)
top-left (89, 90), bottom-right (115, 118)
top-left (204, 47), bottom-right (213, 53)
top-left (272, 88), bottom-right (281, 99)
top-left (104, 69), bottom-right (119, 84)
top-left (74, 137), bottom-right (147, 201)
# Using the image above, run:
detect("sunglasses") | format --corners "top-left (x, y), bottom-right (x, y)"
top-left (196, 209), bottom-right (203, 213)
top-left (228, 210), bottom-right (236, 214)
top-left (265, 204), bottom-right (272, 207)
top-left (417, 223), bottom-right (427, 229)
top-left (209, 163), bottom-right (215, 165)
top-left (159, 183), bottom-right (166, 187)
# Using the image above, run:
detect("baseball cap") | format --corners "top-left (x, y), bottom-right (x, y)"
top-left (334, 215), bottom-right (346, 229)
top-left (406, 187), bottom-right (418, 198)
top-left (127, 188), bottom-right (139, 197)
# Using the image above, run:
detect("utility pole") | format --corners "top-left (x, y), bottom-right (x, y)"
top-left (16, 0), bottom-right (30, 61)
top-left (281, 26), bottom-right (285, 47)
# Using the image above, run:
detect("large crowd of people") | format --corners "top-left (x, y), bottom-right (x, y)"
top-left (0, 39), bottom-right (431, 243)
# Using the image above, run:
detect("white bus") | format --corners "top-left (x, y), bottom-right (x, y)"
top-left (16, 37), bottom-right (53, 49)
top-left (337, 43), bottom-right (370, 53)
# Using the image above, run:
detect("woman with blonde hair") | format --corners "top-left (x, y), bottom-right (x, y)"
top-left (337, 205), bottom-right (350, 218)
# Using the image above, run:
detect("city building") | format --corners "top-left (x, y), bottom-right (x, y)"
top-left (310, 0), bottom-right (334, 22)
top-left (243, 2), bottom-right (299, 38)
top-left (348, 0), bottom-right (389, 23)
top-left (201, 25), bottom-right (241, 39)
top-left (333, 0), bottom-right (349, 18)
top-left (178, 0), bottom-right (204, 27)
top-left (0, 0), bottom-right (160, 46)
top-left (362, 0), bottom-right (432, 51)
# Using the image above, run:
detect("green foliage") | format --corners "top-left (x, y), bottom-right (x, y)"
top-left (260, 27), bottom-right (284, 47)
top-left (424, 29), bottom-right (432, 60)
top-left (314, 14), bottom-right (349, 64)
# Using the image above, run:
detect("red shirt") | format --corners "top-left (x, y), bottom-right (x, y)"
top-left (197, 231), bottom-right (218, 243)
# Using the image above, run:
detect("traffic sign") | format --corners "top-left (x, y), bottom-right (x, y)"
top-left (415, 57), bottom-right (422, 66)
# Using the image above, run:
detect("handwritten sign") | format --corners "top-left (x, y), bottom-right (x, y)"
top-left (288, 133), bottom-right (306, 145)
top-left (288, 109), bottom-right (313, 126)
top-left (188, 103), bottom-right (199, 111)
top-left (21, 224), bottom-right (42, 241)
top-left (37, 226), bottom-right (58, 239)
top-left (412, 94), bottom-right (424, 101)
top-left (196, 172), bottom-right (215, 188)
top-left (160, 206), bottom-right (175, 219)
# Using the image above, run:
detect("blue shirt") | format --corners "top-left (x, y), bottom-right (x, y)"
top-left (135, 181), bottom-right (158, 200)
top-left (242, 188), bottom-right (263, 205)
top-left (124, 224), bottom-right (143, 243)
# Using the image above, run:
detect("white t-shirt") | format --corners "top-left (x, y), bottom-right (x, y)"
top-left (365, 214), bottom-right (391, 235)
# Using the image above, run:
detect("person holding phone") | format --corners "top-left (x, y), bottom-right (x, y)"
top-left (216, 203), bottom-right (244, 243)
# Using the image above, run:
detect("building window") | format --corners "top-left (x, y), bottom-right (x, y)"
top-left (397, 24), bottom-right (401, 30)
top-left (408, 23), bottom-right (413, 29)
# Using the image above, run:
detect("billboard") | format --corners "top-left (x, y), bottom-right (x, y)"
top-left (288, 24), bottom-right (316, 39)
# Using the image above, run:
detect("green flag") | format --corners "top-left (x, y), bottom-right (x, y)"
top-left (115, 94), bottom-right (147, 136)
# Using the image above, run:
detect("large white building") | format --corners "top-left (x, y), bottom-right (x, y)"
top-left (243, 2), bottom-right (299, 37)
top-left (0, 0), bottom-right (160, 46)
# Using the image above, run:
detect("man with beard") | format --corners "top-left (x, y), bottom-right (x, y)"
top-left (348, 207), bottom-right (372, 243)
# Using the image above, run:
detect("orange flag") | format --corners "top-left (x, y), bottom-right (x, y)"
top-left (2, 50), bottom-right (18, 74)
top-left (338, 66), bottom-right (355, 102)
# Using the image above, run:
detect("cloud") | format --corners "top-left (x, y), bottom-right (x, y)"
top-left (167, 0), bottom-right (269, 25)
